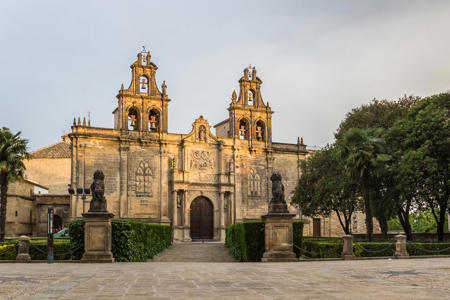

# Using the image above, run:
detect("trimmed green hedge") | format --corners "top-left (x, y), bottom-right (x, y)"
top-left (300, 240), bottom-right (342, 258)
top-left (353, 242), bottom-right (395, 257)
top-left (69, 218), bottom-right (172, 262)
top-left (225, 220), bottom-right (304, 261)
top-left (407, 242), bottom-right (450, 256)
top-left (0, 238), bottom-right (72, 260)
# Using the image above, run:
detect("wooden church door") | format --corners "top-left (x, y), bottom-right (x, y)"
top-left (190, 197), bottom-right (213, 240)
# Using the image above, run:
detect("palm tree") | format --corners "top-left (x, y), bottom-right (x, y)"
top-left (338, 128), bottom-right (390, 241)
top-left (0, 127), bottom-right (30, 242)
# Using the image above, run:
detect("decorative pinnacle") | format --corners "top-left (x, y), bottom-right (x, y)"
top-left (231, 89), bottom-right (237, 102)
top-left (73, 118), bottom-right (76, 126)
top-left (121, 83), bottom-right (124, 90)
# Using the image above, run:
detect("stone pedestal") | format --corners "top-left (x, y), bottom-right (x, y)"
top-left (394, 234), bottom-right (409, 259)
top-left (341, 235), bottom-right (355, 260)
top-left (261, 213), bottom-right (297, 262)
top-left (16, 235), bottom-right (31, 262)
top-left (81, 212), bottom-right (114, 263)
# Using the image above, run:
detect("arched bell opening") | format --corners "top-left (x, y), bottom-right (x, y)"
top-left (148, 109), bottom-right (160, 132)
top-left (190, 196), bottom-right (214, 240)
top-left (239, 119), bottom-right (249, 140)
top-left (247, 90), bottom-right (255, 106)
top-left (128, 107), bottom-right (140, 131)
top-left (255, 120), bottom-right (265, 142)
top-left (139, 76), bottom-right (148, 94)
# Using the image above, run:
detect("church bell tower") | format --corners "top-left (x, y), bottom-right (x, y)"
top-left (114, 48), bottom-right (170, 134)
top-left (227, 66), bottom-right (273, 146)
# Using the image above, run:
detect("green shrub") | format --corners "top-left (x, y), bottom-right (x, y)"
top-left (68, 218), bottom-right (172, 262)
top-left (353, 242), bottom-right (395, 257)
top-left (29, 239), bottom-right (72, 260)
top-left (407, 242), bottom-right (450, 256)
top-left (293, 220), bottom-right (304, 258)
top-left (226, 220), bottom-right (304, 261)
top-left (300, 240), bottom-right (342, 258)
top-left (0, 244), bottom-right (16, 260)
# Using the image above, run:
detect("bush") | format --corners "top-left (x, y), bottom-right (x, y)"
top-left (226, 220), bottom-right (304, 261)
top-left (68, 218), bottom-right (172, 262)
top-left (353, 242), bottom-right (395, 257)
top-left (29, 239), bottom-right (72, 260)
top-left (407, 242), bottom-right (450, 256)
top-left (225, 221), bottom-right (264, 262)
top-left (0, 244), bottom-right (16, 260)
top-left (293, 220), bottom-right (304, 258)
top-left (300, 240), bottom-right (342, 258)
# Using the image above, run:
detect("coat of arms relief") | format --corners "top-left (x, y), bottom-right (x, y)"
top-left (190, 150), bottom-right (214, 171)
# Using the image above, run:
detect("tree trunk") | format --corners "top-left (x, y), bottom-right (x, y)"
top-left (362, 172), bottom-right (373, 241)
top-left (0, 174), bottom-right (8, 242)
top-left (378, 215), bottom-right (388, 238)
top-left (437, 204), bottom-right (447, 242)
top-left (397, 208), bottom-right (412, 241)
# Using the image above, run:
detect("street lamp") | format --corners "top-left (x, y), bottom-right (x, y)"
top-left (68, 185), bottom-right (91, 214)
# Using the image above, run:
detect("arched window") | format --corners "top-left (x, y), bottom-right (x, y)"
top-left (198, 125), bottom-right (206, 141)
top-left (247, 90), bottom-right (254, 106)
top-left (136, 161), bottom-right (152, 196)
top-left (139, 76), bottom-right (148, 93)
top-left (239, 119), bottom-right (249, 140)
top-left (148, 109), bottom-right (160, 132)
top-left (255, 120), bottom-right (265, 141)
top-left (128, 107), bottom-right (139, 131)
top-left (248, 169), bottom-right (261, 196)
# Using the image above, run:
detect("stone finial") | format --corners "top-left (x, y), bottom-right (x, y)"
top-left (301, 137), bottom-right (304, 145)
top-left (16, 235), bottom-right (31, 262)
top-left (73, 118), bottom-right (76, 126)
top-left (77, 117), bottom-right (81, 126)
top-left (121, 83), bottom-right (124, 91)
top-left (231, 89), bottom-right (237, 103)
top-left (162, 80), bottom-right (167, 96)
top-left (82, 117), bottom-right (86, 127)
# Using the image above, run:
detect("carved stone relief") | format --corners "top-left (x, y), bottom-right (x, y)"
top-left (190, 150), bottom-right (214, 171)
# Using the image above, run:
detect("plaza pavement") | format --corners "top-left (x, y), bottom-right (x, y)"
top-left (0, 243), bottom-right (449, 299)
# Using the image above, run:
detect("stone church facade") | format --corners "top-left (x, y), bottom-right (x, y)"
top-left (68, 50), bottom-right (309, 241)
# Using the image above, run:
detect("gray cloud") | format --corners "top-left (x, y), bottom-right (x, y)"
top-left (1, 0), bottom-right (449, 150)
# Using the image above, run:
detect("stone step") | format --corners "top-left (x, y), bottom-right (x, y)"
top-left (151, 242), bottom-right (235, 262)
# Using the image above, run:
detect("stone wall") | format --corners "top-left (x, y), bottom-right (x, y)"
top-left (25, 158), bottom-right (71, 194)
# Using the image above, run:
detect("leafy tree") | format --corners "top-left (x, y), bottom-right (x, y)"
top-left (292, 144), bottom-right (359, 234)
top-left (387, 93), bottom-right (449, 240)
top-left (335, 96), bottom-right (419, 239)
top-left (337, 128), bottom-right (390, 241)
top-left (0, 128), bottom-right (30, 242)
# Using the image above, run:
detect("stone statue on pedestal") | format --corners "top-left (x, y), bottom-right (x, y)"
top-left (268, 172), bottom-right (289, 214)
top-left (88, 170), bottom-right (107, 212)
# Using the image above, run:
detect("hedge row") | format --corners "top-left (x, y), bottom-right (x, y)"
top-left (69, 218), bottom-right (172, 262)
top-left (225, 220), bottom-right (304, 261)
top-left (0, 239), bottom-right (72, 260)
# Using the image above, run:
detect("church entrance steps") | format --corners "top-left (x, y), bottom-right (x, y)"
top-left (151, 242), bottom-right (235, 262)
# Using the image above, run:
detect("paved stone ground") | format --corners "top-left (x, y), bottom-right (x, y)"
top-left (0, 256), bottom-right (449, 299)
top-left (152, 242), bottom-right (235, 262)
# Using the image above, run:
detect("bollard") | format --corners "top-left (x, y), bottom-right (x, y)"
top-left (341, 234), bottom-right (355, 260)
top-left (394, 234), bottom-right (409, 258)
top-left (16, 235), bottom-right (31, 262)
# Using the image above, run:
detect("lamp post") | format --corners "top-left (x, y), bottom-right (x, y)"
top-left (68, 185), bottom-right (91, 215)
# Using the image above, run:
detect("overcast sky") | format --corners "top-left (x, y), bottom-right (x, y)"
top-left (1, 0), bottom-right (449, 151)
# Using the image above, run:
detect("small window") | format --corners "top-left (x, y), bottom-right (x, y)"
top-left (15, 211), bottom-right (18, 217)
top-left (141, 199), bottom-right (148, 205)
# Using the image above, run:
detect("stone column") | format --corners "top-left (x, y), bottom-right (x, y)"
top-left (183, 191), bottom-right (191, 241)
top-left (394, 234), bottom-right (409, 258)
top-left (16, 235), bottom-right (31, 262)
top-left (341, 235), bottom-right (355, 260)
top-left (172, 190), bottom-right (178, 227)
top-left (219, 191), bottom-right (225, 241)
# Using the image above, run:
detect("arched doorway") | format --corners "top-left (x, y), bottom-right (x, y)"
top-left (53, 215), bottom-right (63, 232)
top-left (190, 196), bottom-right (213, 240)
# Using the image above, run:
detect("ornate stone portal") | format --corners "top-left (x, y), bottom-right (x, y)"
top-left (261, 173), bottom-right (297, 262)
top-left (81, 170), bottom-right (114, 263)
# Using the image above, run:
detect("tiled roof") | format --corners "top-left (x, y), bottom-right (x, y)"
top-left (31, 141), bottom-right (71, 159)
